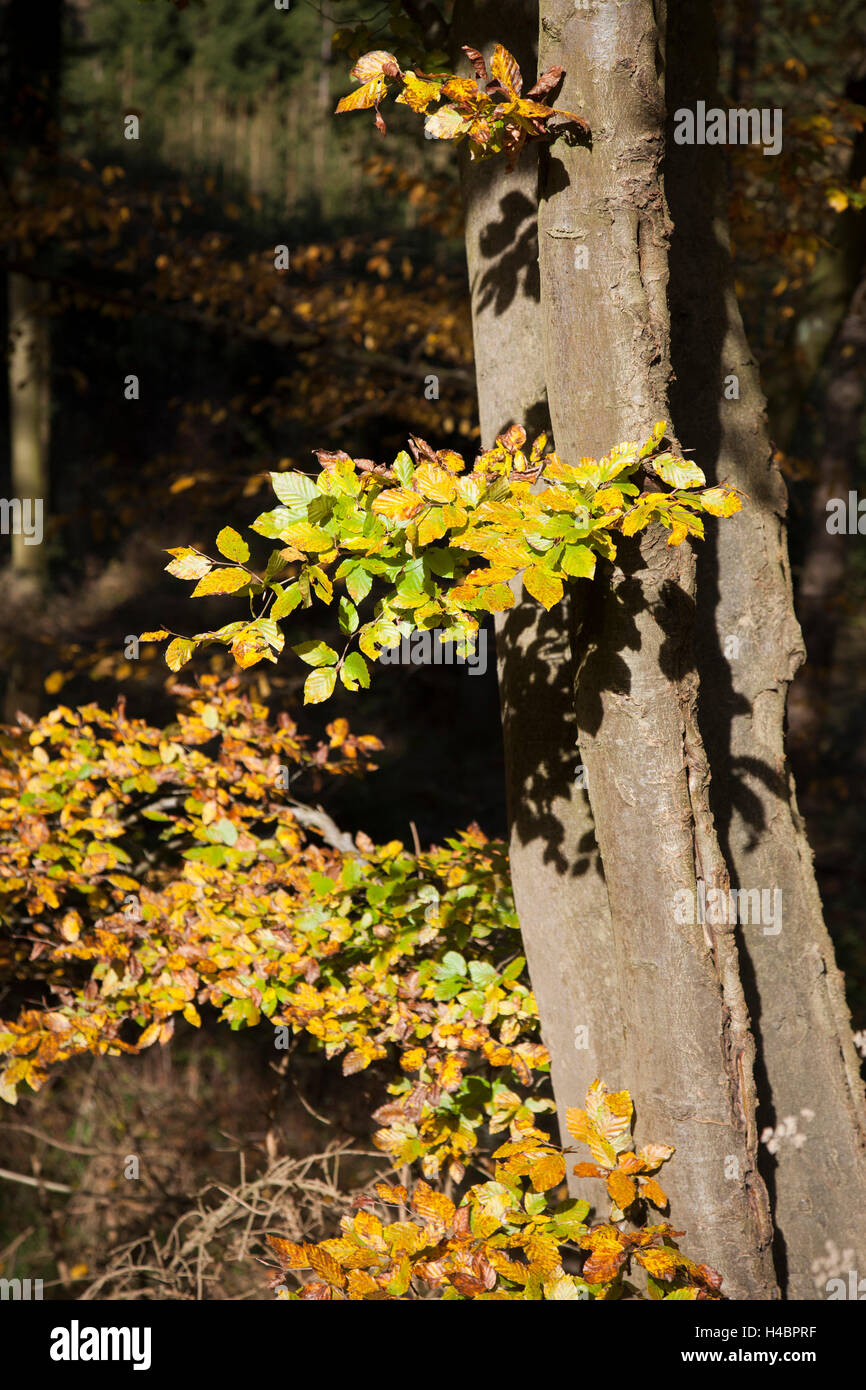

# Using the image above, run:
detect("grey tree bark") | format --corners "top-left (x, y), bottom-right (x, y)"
top-left (452, 0), bottom-right (625, 1173)
top-left (666, 1), bottom-right (866, 1300)
top-left (429, 0), bottom-right (866, 1298)
top-left (535, 0), bottom-right (777, 1297)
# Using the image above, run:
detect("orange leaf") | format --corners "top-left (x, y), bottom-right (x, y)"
top-left (266, 1235), bottom-right (309, 1268)
top-left (607, 1169), bottom-right (638, 1210)
top-left (490, 45), bottom-right (522, 98)
top-left (640, 1177), bottom-right (669, 1210)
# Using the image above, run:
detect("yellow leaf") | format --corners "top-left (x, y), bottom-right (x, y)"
top-left (353, 1210), bottom-right (387, 1250)
top-left (417, 508), bottom-right (447, 545)
top-left (191, 568), bottom-right (250, 597)
top-left (346, 1268), bottom-right (382, 1298)
top-left (595, 487), bottom-right (625, 512)
top-left (215, 526), bottom-right (250, 563)
top-left (374, 1182), bottom-right (409, 1206)
top-left (60, 911), bottom-right (81, 943)
top-left (44, 670), bottom-right (68, 694)
top-left (283, 522), bottom-right (334, 552)
top-left (165, 637), bottom-right (195, 672)
top-left (412, 463), bottom-right (457, 503)
top-left (636, 1246), bottom-right (680, 1281)
top-left (304, 668), bottom-right (337, 704)
top-left (523, 566), bottom-right (563, 610)
top-left (424, 106), bottom-right (469, 140)
top-left (411, 1182), bottom-right (455, 1227)
top-left (700, 487), bottom-right (742, 518)
top-left (183, 1004), bottom-right (201, 1028)
top-left (336, 76), bottom-right (387, 113)
top-left (640, 1177), bottom-right (669, 1209)
top-left (396, 72), bottom-right (441, 112)
top-left (371, 487), bottom-right (425, 522)
top-left (266, 1235), bottom-right (309, 1268)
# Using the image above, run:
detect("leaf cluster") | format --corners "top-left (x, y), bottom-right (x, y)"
top-left (152, 420), bottom-right (742, 701)
top-left (336, 44), bottom-right (588, 164)
top-left (265, 1079), bottom-right (724, 1301)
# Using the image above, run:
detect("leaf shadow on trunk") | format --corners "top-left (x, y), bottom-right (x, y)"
top-left (475, 185), bottom-right (541, 316)
top-left (497, 594), bottom-right (602, 877)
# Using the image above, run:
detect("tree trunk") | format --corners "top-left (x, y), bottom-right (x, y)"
top-left (452, 0), bottom-right (625, 1175)
top-left (666, 1), bottom-right (866, 1299)
top-left (7, 271), bottom-right (49, 586)
top-left (3, 0), bottom-right (61, 717)
top-left (536, 0), bottom-right (777, 1297)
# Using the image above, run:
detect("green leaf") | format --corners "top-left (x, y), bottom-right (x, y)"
top-left (216, 527), bottom-right (250, 563)
top-left (251, 507), bottom-right (295, 539)
top-left (211, 818), bottom-right (239, 846)
top-left (392, 450), bottom-right (415, 487)
top-left (652, 453), bottom-right (706, 490)
top-left (271, 583), bottom-right (302, 620)
top-left (502, 956), bottom-right (526, 981)
top-left (440, 950), bottom-right (468, 978)
top-left (561, 544), bottom-right (596, 579)
top-left (340, 652), bottom-right (370, 690)
top-left (271, 471), bottom-right (318, 508)
top-left (425, 548), bottom-right (461, 578)
top-left (304, 667), bottom-right (337, 704)
top-left (343, 564), bottom-right (373, 604)
top-left (293, 640), bottom-right (339, 667)
top-left (264, 549), bottom-right (289, 581)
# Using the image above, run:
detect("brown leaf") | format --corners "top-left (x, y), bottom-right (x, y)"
top-left (314, 449), bottom-right (352, 470)
top-left (526, 65), bottom-right (564, 100)
top-left (461, 46), bottom-right (488, 84)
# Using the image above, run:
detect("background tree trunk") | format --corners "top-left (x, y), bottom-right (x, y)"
top-left (666, 0), bottom-right (866, 1300)
top-left (536, 0), bottom-right (777, 1297)
top-left (452, 0), bottom-right (625, 1172)
top-left (3, 0), bottom-right (61, 717)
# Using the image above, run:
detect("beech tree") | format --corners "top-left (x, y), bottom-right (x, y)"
top-left (311, 0), bottom-right (866, 1297)
top-left (451, 0), bottom-right (866, 1298)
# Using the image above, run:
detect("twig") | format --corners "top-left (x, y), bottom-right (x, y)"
top-left (0, 1165), bottom-right (72, 1193)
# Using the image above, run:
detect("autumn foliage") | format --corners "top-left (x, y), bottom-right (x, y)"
top-left (265, 1081), bottom-right (723, 1301)
top-left (146, 419), bottom-right (741, 702)
top-left (0, 34), bottom-right (751, 1303)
